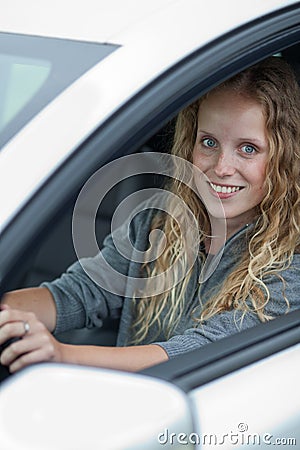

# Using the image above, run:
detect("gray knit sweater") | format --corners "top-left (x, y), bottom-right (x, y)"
top-left (42, 205), bottom-right (300, 359)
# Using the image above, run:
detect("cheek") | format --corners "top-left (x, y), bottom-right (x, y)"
top-left (192, 147), bottom-right (198, 164)
top-left (257, 160), bottom-right (268, 185)
top-left (251, 162), bottom-right (268, 195)
top-left (192, 148), bottom-right (206, 171)
top-left (192, 149), bottom-right (208, 187)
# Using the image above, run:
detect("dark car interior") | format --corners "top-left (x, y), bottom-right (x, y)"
top-left (2, 122), bottom-right (175, 348)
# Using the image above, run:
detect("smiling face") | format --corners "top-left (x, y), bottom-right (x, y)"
top-left (192, 89), bottom-right (269, 236)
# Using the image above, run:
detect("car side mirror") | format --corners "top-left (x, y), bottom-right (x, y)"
top-left (0, 363), bottom-right (194, 449)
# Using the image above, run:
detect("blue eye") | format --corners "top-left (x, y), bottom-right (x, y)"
top-left (202, 138), bottom-right (216, 148)
top-left (241, 144), bottom-right (256, 155)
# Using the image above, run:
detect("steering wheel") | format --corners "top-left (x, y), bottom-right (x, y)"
top-left (0, 363), bottom-right (10, 383)
top-left (0, 337), bottom-right (20, 383)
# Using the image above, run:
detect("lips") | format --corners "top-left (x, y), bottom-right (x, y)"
top-left (209, 182), bottom-right (244, 194)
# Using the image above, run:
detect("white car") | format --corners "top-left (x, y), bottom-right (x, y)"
top-left (0, 1), bottom-right (300, 449)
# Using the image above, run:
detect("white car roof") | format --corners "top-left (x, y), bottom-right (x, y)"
top-left (0, 0), bottom-right (297, 45)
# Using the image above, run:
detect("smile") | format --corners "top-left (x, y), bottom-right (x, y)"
top-left (209, 182), bottom-right (243, 194)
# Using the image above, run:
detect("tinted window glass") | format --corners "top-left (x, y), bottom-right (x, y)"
top-left (0, 33), bottom-right (118, 149)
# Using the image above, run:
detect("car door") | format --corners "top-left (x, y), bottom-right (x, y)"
top-left (0, 2), bottom-right (300, 449)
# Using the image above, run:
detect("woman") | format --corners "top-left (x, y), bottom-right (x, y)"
top-left (1, 56), bottom-right (300, 373)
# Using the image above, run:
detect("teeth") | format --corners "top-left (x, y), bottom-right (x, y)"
top-left (210, 183), bottom-right (241, 194)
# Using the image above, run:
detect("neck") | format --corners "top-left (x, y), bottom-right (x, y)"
top-left (205, 216), bottom-right (251, 255)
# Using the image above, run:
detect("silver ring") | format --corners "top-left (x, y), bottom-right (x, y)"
top-left (23, 321), bottom-right (30, 335)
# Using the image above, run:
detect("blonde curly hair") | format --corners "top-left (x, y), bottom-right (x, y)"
top-left (131, 57), bottom-right (300, 344)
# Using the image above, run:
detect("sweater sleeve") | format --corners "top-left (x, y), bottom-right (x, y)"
top-left (41, 197), bottom-right (163, 335)
top-left (41, 225), bottom-right (131, 334)
top-left (155, 255), bottom-right (300, 359)
top-left (155, 310), bottom-right (260, 358)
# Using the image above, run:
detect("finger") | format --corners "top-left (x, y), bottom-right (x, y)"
top-left (1, 334), bottom-right (38, 366)
top-left (0, 309), bottom-right (36, 326)
top-left (0, 303), bottom-right (10, 311)
top-left (8, 349), bottom-right (50, 373)
top-left (0, 321), bottom-right (29, 345)
top-left (8, 343), bottom-right (57, 373)
top-left (1, 332), bottom-right (55, 369)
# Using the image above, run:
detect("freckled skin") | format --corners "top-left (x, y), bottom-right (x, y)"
top-left (193, 89), bottom-right (269, 238)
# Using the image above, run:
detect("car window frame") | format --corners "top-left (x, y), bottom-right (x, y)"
top-left (142, 309), bottom-right (300, 390)
top-left (1, 3), bottom-right (300, 385)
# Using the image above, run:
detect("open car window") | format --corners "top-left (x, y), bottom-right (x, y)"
top-left (0, 2), bottom-right (300, 447)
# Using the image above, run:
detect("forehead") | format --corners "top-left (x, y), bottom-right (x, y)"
top-left (199, 88), bottom-right (262, 111)
top-left (197, 90), bottom-right (266, 126)
top-left (195, 89), bottom-right (269, 149)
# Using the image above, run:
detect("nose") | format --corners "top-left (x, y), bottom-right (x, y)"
top-left (213, 151), bottom-right (236, 178)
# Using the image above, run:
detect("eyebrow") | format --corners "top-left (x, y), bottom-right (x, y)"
top-left (197, 129), bottom-right (212, 135)
top-left (238, 138), bottom-right (267, 147)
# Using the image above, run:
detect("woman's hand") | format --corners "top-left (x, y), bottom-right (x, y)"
top-left (0, 304), bottom-right (64, 373)
top-left (0, 302), bottom-right (169, 373)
